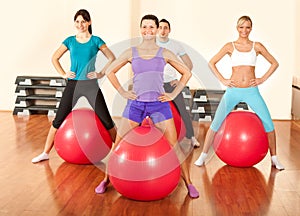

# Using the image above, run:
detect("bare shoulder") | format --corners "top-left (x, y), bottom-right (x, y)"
top-left (162, 48), bottom-right (177, 60)
top-left (162, 47), bottom-right (174, 55)
top-left (224, 42), bottom-right (234, 51)
top-left (254, 41), bottom-right (267, 53)
top-left (254, 41), bottom-right (263, 47)
top-left (119, 47), bottom-right (133, 60)
top-left (218, 42), bottom-right (233, 55)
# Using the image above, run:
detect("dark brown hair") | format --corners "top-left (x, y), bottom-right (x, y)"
top-left (74, 9), bottom-right (92, 34)
top-left (140, 14), bottom-right (159, 28)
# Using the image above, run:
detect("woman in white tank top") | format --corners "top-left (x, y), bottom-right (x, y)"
top-left (194, 15), bottom-right (285, 170)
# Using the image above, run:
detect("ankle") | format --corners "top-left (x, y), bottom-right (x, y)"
top-left (95, 179), bottom-right (110, 194)
top-left (194, 152), bottom-right (207, 166)
top-left (191, 137), bottom-right (200, 147)
top-left (271, 155), bottom-right (285, 170)
top-left (187, 184), bottom-right (199, 198)
top-left (32, 152), bottom-right (49, 163)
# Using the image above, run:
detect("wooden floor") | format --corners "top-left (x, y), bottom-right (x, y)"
top-left (0, 111), bottom-right (300, 216)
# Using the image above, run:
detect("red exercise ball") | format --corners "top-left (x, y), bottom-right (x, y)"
top-left (169, 101), bottom-right (186, 141)
top-left (213, 111), bottom-right (269, 167)
top-left (54, 109), bottom-right (112, 164)
top-left (108, 118), bottom-right (181, 201)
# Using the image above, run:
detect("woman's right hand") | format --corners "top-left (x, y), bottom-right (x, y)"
top-left (63, 71), bottom-right (76, 79)
top-left (221, 78), bottom-right (237, 87)
top-left (120, 90), bottom-right (137, 100)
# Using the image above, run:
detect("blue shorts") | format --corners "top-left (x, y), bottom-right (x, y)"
top-left (122, 100), bottom-right (173, 124)
top-left (211, 87), bottom-right (274, 132)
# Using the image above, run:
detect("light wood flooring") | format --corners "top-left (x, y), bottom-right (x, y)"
top-left (0, 111), bottom-right (299, 216)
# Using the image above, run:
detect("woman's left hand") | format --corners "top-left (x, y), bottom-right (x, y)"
top-left (249, 78), bottom-right (265, 86)
top-left (158, 93), bottom-right (173, 102)
top-left (87, 71), bottom-right (104, 79)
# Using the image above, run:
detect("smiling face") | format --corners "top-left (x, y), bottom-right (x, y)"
top-left (237, 20), bottom-right (252, 38)
top-left (74, 15), bottom-right (91, 33)
top-left (158, 22), bottom-right (170, 39)
top-left (140, 19), bottom-right (158, 40)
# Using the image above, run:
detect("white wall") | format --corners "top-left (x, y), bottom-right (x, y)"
top-left (0, 0), bottom-right (296, 119)
top-left (296, 0), bottom-right (300, 78)
top-left (1, 0), bottom-right (132, 117)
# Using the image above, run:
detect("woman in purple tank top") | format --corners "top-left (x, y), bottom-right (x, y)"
top-left (95, 14), bottom-right (199, 198)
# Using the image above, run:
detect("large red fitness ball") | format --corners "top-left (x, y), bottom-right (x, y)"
top-left (108, 118), bottom-right (181, 201)
top-left (213, 111), bottom-right (269, 167)
top-left (169, 101), bottom-right (186, 141)
top-left (54, 109), bottom-right (112, 164)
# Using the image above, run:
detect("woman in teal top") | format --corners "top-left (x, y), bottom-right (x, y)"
top-left (32, 9), bottom-right (117, 163)
top-left (62, 35), bottom-right (105, 80)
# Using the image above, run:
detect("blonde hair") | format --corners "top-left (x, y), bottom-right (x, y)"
top-left (237, 16), bottom-right (252, 27)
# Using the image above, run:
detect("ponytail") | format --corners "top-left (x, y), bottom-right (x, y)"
top-left (88, 25), bottom-right (92, 34)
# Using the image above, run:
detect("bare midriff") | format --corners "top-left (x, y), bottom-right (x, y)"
top-left (231, 66), bottom-right (256, 88)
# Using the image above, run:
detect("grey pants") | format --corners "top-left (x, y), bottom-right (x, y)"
top-left (163, 82), bottom-right (194, 138)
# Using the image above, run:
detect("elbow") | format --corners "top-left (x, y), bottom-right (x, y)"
top-left (110, 55), bottom-right (116, 63)
top-left (51, 55), bottom-right (59, 65)
top-left (187, 70), bottom-right (192, 80)
top-left (208, 60), bottom-right (214, 69)
top-left (188, 70), bottom-right (192, 78)
top-left (106, 70), bottom-right (113, 79)
top-left (271, 61), bottom-right (279, 71)
top-left (188, 62), bottom-right (193, 71)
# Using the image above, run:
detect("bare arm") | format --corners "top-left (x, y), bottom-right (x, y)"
top-left (208, 42), bottom-right (237, 87)
top-left (87, 44), bottom-right (116, 79)
top-left (180, 54), bottom-right (193, 71)
top-left (250, 42), bottom-right (279, 86)
top-left (170, 53), bottom-right (193, 87)
top-left (106, 48), bottom-right (137, 100)
top-left (158, 49), bottom-right (192, 101)
top-left (51, 44), bottom-right (75, 79)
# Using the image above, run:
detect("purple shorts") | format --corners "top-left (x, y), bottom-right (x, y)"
top-left (122, 100), bottom-right (173, 124)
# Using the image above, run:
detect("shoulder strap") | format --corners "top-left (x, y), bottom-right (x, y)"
top-left (156, 47), bottom-right (164, 57)
top-left (232, 42), bottom-right (236, 50)
top-left (132, 47), bottom-right (138, 58)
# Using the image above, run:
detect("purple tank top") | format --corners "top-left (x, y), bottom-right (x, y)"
top-left (131, 47), bottom-right (166, 102)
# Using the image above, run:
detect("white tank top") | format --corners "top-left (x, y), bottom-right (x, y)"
top-left (231, 42), bottom-right (257, 67)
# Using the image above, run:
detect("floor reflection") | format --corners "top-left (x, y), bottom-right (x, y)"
top-left (210, 165), bottom-right (277, 215)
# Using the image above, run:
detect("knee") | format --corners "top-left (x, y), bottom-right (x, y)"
top-left (266, 129), bottom-right (275, 135)
top-left (165, 133), bottom-right (177, 146)
top-left (52, 120), bottom-right (61, 129)
top-left (264, 124), bottom-right (275, 133)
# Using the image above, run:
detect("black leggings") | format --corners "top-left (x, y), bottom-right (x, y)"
top-left (53, 79), bottom-right (115, 130)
